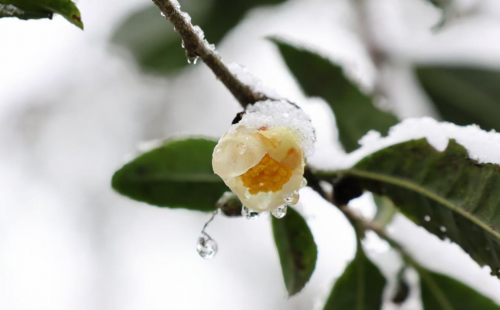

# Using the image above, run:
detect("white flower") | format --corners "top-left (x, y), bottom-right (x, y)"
top-left (212, 100), bottom-right (314, 212)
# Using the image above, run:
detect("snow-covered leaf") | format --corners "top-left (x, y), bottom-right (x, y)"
top-left (418, 266), bottom-right (500, 309)
top-left (273, 39), bottom-right (398, 152)
top-left (321, 138), bottom-right (500, 276)
top-left (272, 207), bottom-right (317, 296)
top-left (416, 66), bottom-right (500, 132)
top-left (112, 0), bottom-right (288, 75)
top-left (112, 138), bottom-right (228, 212)
top-left (323, 238), bottom-right (386, 309)
top-left (0, 0), bottom-right (83, 29)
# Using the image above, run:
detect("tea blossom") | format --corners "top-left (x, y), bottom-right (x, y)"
top-left (212, 100), bottom-right (315, 213)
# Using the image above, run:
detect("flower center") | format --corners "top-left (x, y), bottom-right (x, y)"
top-left (240, 154), bottom-right (293, 195)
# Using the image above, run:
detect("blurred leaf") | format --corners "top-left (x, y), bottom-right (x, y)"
top-left (112, 138), bottom-right (228, 212)
top-left (272, 207), bottom-right (317, 296)
top-left (416, 66), bottom-right (500, 132)
top-left (319, 138), bottom-right (500, 277)
top-left (418, 267), bottom-right (500, 309)
top-left (323, 238), bottom-right (386, 309)
top-left (373, 195), bottom-right (397, 228)
top-left (0, 0), bottom-right (83, 29)
top-left (273, 39), bottom-right (398, 152)
top-left (112, 0), bottom-right (288, 75)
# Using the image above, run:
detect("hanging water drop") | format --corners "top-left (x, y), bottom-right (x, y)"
top-left (181, 40), bottom-right (185, 48)
top-left (196, 233), bottom-right (218, 259)
top-left (272, 205), bottom-right (287, 219)
top-left (242, 206), bottom-right (260, 220)
top-left (160, 12), bottom-right (165, 17)
top-left (439, 226), bottom-right (447, 233)
top-left (300, 178), bottom-right (308, 188)
top-left (196, 209), bottom-right (219, 259)
top-left (187, 56), bottom-right (199, 64)
top-left (284, 191), bottom-right (299, 205)
top-left (424, 215), bottom-right (431, 222)
top-left (237, 142), bottom-right (247, 154)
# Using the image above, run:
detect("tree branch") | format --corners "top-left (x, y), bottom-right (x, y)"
top-left (152, 1), bottom-right (398, 247)
top-left (152, 0), bottom-right (268, 107)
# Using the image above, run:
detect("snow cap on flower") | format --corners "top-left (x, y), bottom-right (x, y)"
top-left (212, 100), bottom-right (315, 213)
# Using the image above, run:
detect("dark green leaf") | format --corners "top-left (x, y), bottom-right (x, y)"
top-left (272, 39), bottom-right (399, 152)
top-left (0, 0), bottom-right (83, 29)
top-left (112, 138), bottom-right (228, 212)
top-left (418, 266), bottom-right (500, 309)
top-left (272, 207), bottom-right (317, 296)
top-left (319, 139), bottom-right (500, 276)
top-left (416, 66), bottom-right (500, 132)
top-left (112, 0), bottom-right (288, 75)
top-left (323, 239), bottom-right (386, 309)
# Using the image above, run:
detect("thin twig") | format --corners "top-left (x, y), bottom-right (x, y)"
top-left (152, 0), bottom-right (268, 107)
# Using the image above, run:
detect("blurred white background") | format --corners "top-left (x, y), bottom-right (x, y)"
top-left (1, 0), bottom-right (500, 309)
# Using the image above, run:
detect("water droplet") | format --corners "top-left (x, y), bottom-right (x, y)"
top-left (439, 226), bottom-right (447, 233)
top-left (242, 206), bottom-right (260, 220)
top-left (284, 191), bottom-right (299, 205)
top-left (196, 234), bottom-right (217, 259)
top-left (237, 142), bottom-right (247, 154)
top-left (187, 56), bottom-right (199, 64)
top-left (181, 40), bottom-right (185, 48)
top-left (424, 215), bottom-right (431, 222)
top-left (160, 12), bottom-right (165, 17)
top-left (272, 205), bottom-right (287, 219)
top-left (300, 178), bottom-right (308, 188)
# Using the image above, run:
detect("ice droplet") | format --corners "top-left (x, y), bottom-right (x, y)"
top-left (300, 178), bottom-right (308, 188)
top-left (160, 12), bottom-right (165, 17)
top-left (424, 215), bottom-right (431, 222)
top-left (196, 234), bottom-right (217, 259)
top-left (272, 205), bottom-right (287, 219)
top-left (237, 142), bottom-right (247, 154)
top-left (284, 191), bottom-right (299, 205)
top-left (181, 40), bottom-right (185, 48)
top-left (242, 206), bottom-right (260, 220)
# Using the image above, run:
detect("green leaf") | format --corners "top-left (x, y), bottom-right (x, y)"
top-left (0, 0), bottom-right (83, 29)
top-left (112, 0), bottom-right (288, 75)
top-left (320, 138), bottom-right (500, 276)
top-left (323, 239), bottom-right (386, 309)
top-left (416, 66), bottom-right (500, 132)
top-left (418, 266), bottom-right (500, 309)
top-left (112, 138), bottom-right (228, 212)
top-left (373, 195), bottom-right (397, 228)
top-left (272, 39), bottom-right (399, 152)
top-left (272, 207), bottom-right (317, 296)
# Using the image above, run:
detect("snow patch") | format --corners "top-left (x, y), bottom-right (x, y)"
top-left (322, 117), bottom-right (500, 170)
top-left (231, 100), bottom-right (316, 157)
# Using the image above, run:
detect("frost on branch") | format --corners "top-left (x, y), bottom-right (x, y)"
top-left (212, 100), bottom-right (315, 213)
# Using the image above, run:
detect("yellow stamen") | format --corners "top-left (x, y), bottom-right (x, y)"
top-left (240, 154), bottom-right (293, 195)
